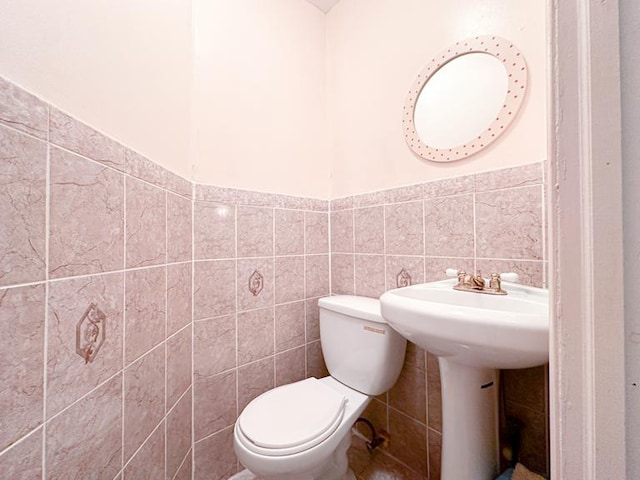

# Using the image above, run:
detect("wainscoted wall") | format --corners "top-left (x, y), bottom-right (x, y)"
top-left (190, 185), bottom-right (330, 478)
top-left (0, 76), bottom-right (193, 479)
top-left (330, 163), bottom-right (549, 479)
top-left (0, 75), bottom-right (547, 480)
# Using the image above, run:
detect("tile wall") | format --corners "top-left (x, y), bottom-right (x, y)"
top-left (190, 184), bottom-right (331, 478)
top-left (330, 163), bottom-right (549, 479)
top-left (0, 75), bottom-right (547, 480)
top-left (0, 76), bottom-right (193, 479)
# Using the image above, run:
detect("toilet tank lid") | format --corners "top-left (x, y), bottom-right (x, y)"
top-left (318, 295), bottom-right (385, 324)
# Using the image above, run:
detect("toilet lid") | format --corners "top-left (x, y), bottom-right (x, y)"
top-left (238, 378), bottom-right (347, 451)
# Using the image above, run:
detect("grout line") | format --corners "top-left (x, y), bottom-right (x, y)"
top-left (273, 208), bottom-right (277, 386)
top-left (190, 191), bottom-right (196, 479)
top-left (41, 108), bottom-right (51, 479)
top-left (164, 189), bottom-right (169, 480)
top-left (121, 163), bottom-right (128, 474)
top-left (0, 425), bottom-right (44, 459)
top-left (171, 447), bottom-right (192, 480)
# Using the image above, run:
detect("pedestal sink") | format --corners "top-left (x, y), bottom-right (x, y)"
top-left (379, 278), bottom-right (548, 480)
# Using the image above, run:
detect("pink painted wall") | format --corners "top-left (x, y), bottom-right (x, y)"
top-left (192, 0), bottom-right (330, 198)
top-left (0, 0), bottom-right (193, 181)
top-left (325, 0), bottom-right (548, 197)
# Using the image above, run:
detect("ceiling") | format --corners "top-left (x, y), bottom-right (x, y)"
top-left (305, 0), bottom-right (342, 13)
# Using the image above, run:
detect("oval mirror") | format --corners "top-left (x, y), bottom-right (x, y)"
top-left (403, 36), bottom-right (528, 162)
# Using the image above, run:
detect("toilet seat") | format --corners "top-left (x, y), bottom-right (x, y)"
top-left (237, 377), bottom-right (347, 457)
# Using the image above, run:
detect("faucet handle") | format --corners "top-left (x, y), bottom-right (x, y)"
top-left (445, 268), bottom-right (460, 278)
top-left (499, 272), bottom-right (519, 283)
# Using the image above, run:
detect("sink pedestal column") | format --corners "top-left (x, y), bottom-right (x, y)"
top-left (439, 358), bottom-right (499, 480)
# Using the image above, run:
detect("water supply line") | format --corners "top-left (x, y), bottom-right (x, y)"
top-left (354, 417), bottom-right (386, 452)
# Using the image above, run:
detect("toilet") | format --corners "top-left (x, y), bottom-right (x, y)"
top-left (233, 295), bottom-right (407, 480)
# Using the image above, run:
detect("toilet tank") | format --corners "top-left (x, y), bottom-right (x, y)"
top-left (318, 295), bottom-right (407, 396)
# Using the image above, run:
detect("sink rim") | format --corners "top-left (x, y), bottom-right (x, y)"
top-left (379, 278), bottom-right (549, 369)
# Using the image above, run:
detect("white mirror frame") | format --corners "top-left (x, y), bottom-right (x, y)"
top-left (403, 36), bottom-right (528, 162)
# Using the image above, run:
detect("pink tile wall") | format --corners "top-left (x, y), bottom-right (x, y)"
top-left (330, 161), bottom-right (548, 479)
top-left (191, 183), bottom-right (329, 477)
top-left (0, 76), bottom-right (193, 480)
top-left (0, 75), bottom-right (546, 480)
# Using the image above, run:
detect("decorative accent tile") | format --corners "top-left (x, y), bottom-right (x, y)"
top-left (126, 176), bottom-right (166, 268)
top-left (305, 297), bottom-right (322, 343)
top-left (385, 201), bottom-right (424, 255)
top-left (194, 315), bottom-right (236, 379)
top-left (475, 163), bottom-right (542, 193)
top-left (49, 146), bottom-right (124, 279)
top-left (167, 325), bottom-right (192, 410)
top-left (238, 357), bottom-right (274, 412)
top-left (0, 284), bottom-right (45, 451)
top-left (47, 273), bottom-right (123, 418)
top-left (248, 270), bottom-right (264, 296)
top-left (124, 346), bottom-right (165, 462)
top-left (354, 255), bottom-right (385, 299)
top-left (194, 370), bottom-right (236, 441)
top-left (354, 206), bottom-right (384, 254)
top-left (331, 254), bottom-right (355, 295)
top-left (476, 186), bottom-right (543, 260)
top-left (74, 302), bottom-right (106, 364)
top-left (423, 175), bottom-right (474, 199)
top-left (167, 390), bottom-right (192, 480)
top-left (305, 211), bottom-right (329, 254)
top-left (167, 262), bottom-right (192, 336)
top-left (305, 255), bottom-right (330, 298)
top-left (46, 375), bottom-right (122, 480)
top-left (424, 194), bottom-right (474, 258)
top-left (238, 307), bottom-right (275, 365)
top-left (0, 76), bottom-right (48, 139)
top-left (0, 126), bottom-right (46, 287)
top-left (330, 209), bottom-right (354, 253)
top-left (167, 193), bottom-right (193, 263)
top-left (275, 209), bottom-right (304, 255)
top-left (237, 206), bottom-right (273, 257)
top-left (276, 301), bottom-right (305, 352)
top-left (125, 266), bottom-right (166, 364)
top-left (237, 259), bottom-right (273, 311)
top-left (276, 346), bottom-right (306, 387)
top-left (389, 342), bottom-right (426, 424)
top-left (194, 427), bottom-right (237, 480)
top-left (124, 422), bottom-right (165, 480)
top-left (193, 260), bottom-right (236, 320)
top-left (49, 107), bottom-right (125, 171)
top-left (194, 202), bottom-right (235, 260)
top-left (275, 256), bottom-right (305, 304)
top-left (386, 256), bottom-right (424, 292)
top-left (0, 428), bottom-right (42, 478)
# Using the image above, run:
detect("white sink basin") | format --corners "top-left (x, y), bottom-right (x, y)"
top-left (380, 278), bottom-right (549, 480)
top-left (380, 278), bottom-right (549, 369)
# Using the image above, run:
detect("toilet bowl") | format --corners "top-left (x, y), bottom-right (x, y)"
top-left (233, 295), bottom-right (407, 480)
